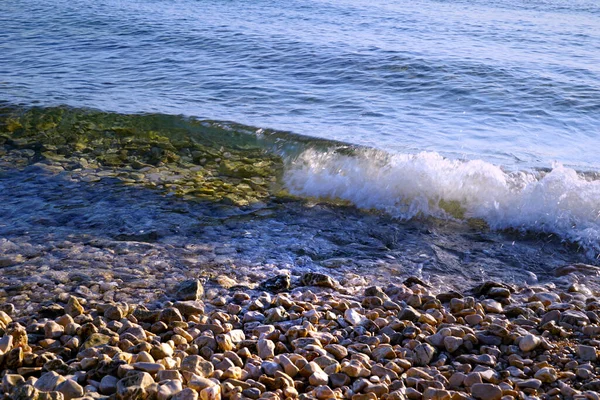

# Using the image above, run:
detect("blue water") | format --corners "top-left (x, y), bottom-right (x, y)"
top-left (2, 0), bottom-right (600, 170)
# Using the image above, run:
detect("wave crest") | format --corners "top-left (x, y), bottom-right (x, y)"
top-left (284, 148), bottom-right (600, 255)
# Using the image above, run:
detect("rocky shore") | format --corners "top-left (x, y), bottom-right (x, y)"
top-left (1, 272), bottom-right (600, 400)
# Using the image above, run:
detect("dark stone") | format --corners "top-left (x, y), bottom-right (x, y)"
top-left (300, 272), bottom-right (336, 289)
top-left (132, 306), bottom-right (160, 323)
top-left (553, 263), bottom-right (600, 277)
top-left (403, 277), bottom-right (430, 288)
top-left (259, 275), bottom-right (291, 293)
top-left (364, 286), bottom-right (389, 300)
top-left (470, 281), bottom-right (514, 297)
top-left (38, 304), bottom-right (65, 319)
top-left (174, 279), bottom-right (204, 301)
top-left (436, 291), bottom-right (463, 302)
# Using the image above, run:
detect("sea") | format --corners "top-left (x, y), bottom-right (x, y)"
top-left (1, 0), bottom-right (599, 289)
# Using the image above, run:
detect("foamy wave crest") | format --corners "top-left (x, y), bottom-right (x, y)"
top-left (284, 148), bottom-right (600, 254)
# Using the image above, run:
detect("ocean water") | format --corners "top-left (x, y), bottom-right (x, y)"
top-left (1, 0), bottom-right (599, 284)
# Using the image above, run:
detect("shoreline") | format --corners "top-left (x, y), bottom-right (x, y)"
top-left (1, 273), bottom-right (600, 399)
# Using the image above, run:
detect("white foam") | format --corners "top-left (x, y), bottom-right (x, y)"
top-left (284, 148), bottom-right (600, 255)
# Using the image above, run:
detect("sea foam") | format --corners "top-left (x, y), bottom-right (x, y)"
top-left (284, 148), bottom-right (600, 255)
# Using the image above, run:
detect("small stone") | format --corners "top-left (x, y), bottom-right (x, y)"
top-left (133, 362), bottom-right (166, 374)
top-left (534, 367), bottom-right (557, 383)
top-left (344, 308), bottom-right (367, 326)
top-left (470, 383), bottom-right (502, 400)
top-left (158, 380), bottom-right (183, 400)
top-left (56, 379), bottom-right (84, 400)
top-left (257, 339), bottom-right (275, 359)
top-left (44, 321), bottom-right (64, 339)
top-left (199, 385), bottom-right (220, 400)
top-left (116, 371), bottom-right (155, 399)
top-left (577, 344), bottom-right (597, 361)
top-left (309, 367), bottom-right (329, 386)
top-left (399, 306), bottom-right (421, 322)
top-left (65, 296), bottom-right (84, 317)
top-left (104, 304), bottom-right (125, 320)
top-left (82, 333), bottom-right (111, 349)
top-left (519, 334), bottom-right (541, 352)
top-left (515, 379), bottom-right (542, 390)
top-left (174, 301), bottom-right (205, 318)
top-left (34, 371), bottom-right (66, 392)
top-left (2, 374), bottom-right (25, 393)
top-left (172, 388), bottom-right (199, 400)
top-left (325, 344), bottom-right (348, 360)
top-left (443, 336), bottom-right (463, 353)
top-left (414, 343), bottom-right (436, 366)
top-left (314, 385), bottom-right (336, 400)
top-left (423, 388), bottom-right (451, 400)
top-left (159, 307), bottom-right (184, 324)
top-left (301, 272), bottom-right (337, 288)
top-left (174, 279), bottom-right (204, 301)
top-left (180, 355), bottom-right (214, 377)
top-left (259, 275), bottom-right (291, 293)
top-left (100, 375), bottom-right (119, 395)
top-left (352, 393), bottom-right (377, 400)
top-left (330, 373), bottom-right (351, 387)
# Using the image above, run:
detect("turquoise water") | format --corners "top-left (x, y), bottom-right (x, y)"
top-left (1, 0), bottom-right (599, 169)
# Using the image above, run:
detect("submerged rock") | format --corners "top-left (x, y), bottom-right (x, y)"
top-left (174, 279), bottom-right (204, 301)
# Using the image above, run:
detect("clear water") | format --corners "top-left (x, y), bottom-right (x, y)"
top-left (1, 0), bottom-right (599, 169)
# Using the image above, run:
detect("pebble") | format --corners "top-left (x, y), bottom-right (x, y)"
top-left (470, 383), bottom-right (502, 400)
top-left (577, 344), bottom-right (597, 361)
top-left (519, 334), bottom-right (541, 352)
top-left (0, 270), bottom-right (597, 400)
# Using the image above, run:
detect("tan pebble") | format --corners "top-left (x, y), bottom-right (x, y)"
top-left (341, 360), bottom-right (370, 378)
top-left (56, 378), bottom-right (84, 400)
top-left (257, 339), bottom-right (275, 359)
top-left (133, 362), bottom-right (165, 374)
top-left (422, 388), bottom-right (451, 400)
top-left (309, 369), bottom-right (329, 386)
top-left (471, 383), bottom-right (502, 400)
top-left (135, 351), bottom-right (155, 363)
top-left (352, 393), bottom-right (377, 400)
top-left (44, 321), bottom-right (64, 339)
top-left (534, 367), bottom-right (557, 383)
top-left (519, 334), bottom-right (541, 352)
top-left (180, 355), bottom-right (214, 378)
top-left (158, 379), bottom-right (183, 400)
top-left (314, 385), bottom-right (336, 400)
top-left (172, 388), bottom-right (199, 400)
top-left (364, 384), bottom-right (389, 396)
top-left (200, 384), bottom-right (220, 400)
top-left (443, 336), bottom-right (463, 353)
top-left (464, 314), bottom-right (483, 326)
top-left (463, 372), bottom-right (482, 387)
top-left (34, 371), bottom-right (66, 392)
top-left (116, 371), bottom-right (155, 399)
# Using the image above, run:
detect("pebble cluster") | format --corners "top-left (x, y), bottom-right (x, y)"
top-left (1, 273), bottom-right (600, 400)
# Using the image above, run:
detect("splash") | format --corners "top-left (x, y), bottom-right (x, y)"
top-left (284, 148), bottom-right (600, 255)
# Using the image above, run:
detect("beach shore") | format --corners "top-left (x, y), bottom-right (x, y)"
top-left (1, 271), bottom-right (600, 400)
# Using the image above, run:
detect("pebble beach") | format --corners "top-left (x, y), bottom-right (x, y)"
top-left (2, 268), bottom-right (600, 400)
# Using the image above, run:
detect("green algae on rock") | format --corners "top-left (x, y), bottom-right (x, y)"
top-left (0, 105), bottom-right (284, 206)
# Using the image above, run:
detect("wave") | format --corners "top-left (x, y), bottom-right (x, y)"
top-left (283, 148), bottom-right (600, 256)
top-left (1, 104), bottom-right (599, 256)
